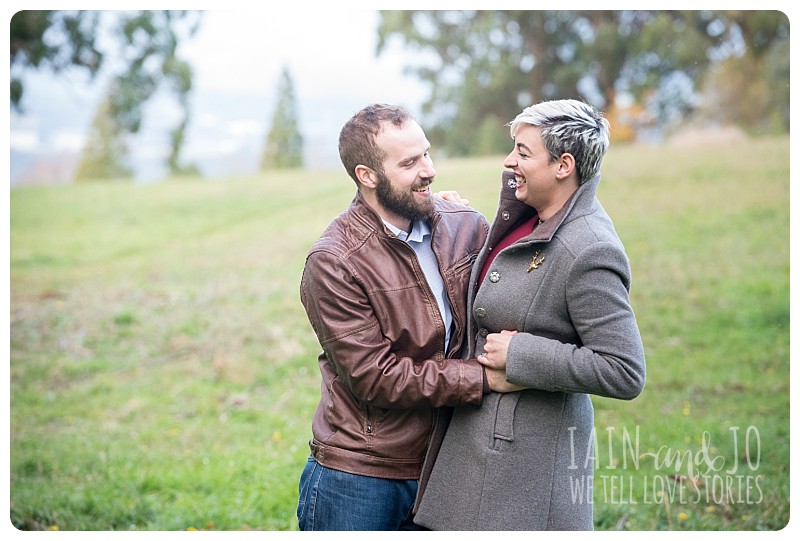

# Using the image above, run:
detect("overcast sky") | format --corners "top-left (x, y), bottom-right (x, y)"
top-left (8, 8), bottom-right (431, 183)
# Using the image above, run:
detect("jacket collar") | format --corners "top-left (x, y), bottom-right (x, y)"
top-left (487, 170), bottom-right (600, 247)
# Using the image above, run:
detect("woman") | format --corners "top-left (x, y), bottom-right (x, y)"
top-left (414, 99), bottom-right (646, 530)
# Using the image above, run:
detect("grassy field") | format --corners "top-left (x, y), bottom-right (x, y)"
top-left (8, 135), bottom-right (790, 531)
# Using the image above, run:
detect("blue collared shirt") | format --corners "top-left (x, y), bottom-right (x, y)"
top-left (384, 219), bottom-right (452, 351)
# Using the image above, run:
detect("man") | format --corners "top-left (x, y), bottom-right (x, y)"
top-left (296, 104), bottom-right (492, 530)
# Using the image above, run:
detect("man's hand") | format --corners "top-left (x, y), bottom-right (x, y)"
top-left (434, 190), bottom-right (470, 206)
top-left (485, 367), bottom-right (525, 393)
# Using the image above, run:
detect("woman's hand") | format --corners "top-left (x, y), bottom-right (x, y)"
top-left (477, 330), bottom-right (517, 370)
top-left (433, 190), bottom-right (470, 206)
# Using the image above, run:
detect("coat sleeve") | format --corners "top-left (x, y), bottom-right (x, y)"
top-left (505, 241), bottom-right (646, 399)
top-left (300, 249), bottom-right (485, 409)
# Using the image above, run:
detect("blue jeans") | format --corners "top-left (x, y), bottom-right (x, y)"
top-left (296, 455), bottom-right (423, 530)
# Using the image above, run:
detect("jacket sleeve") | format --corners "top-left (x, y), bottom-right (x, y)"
top-left (505, 241), bottom-right (646, 399)
top-left (300, 249), bottom-right (485, 410)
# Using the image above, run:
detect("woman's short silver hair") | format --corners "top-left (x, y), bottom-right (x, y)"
top-left (508, 99), bottom-right (610, 184)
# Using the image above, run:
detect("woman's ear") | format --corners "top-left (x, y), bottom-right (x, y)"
top-left (556, 153), bottom-right (576, 180)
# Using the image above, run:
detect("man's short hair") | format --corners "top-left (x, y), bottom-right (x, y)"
top-left (339, 104), bottom-right (412, 184)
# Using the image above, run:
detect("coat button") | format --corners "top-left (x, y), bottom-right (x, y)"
top-left (501, 210), bottom-right (510, 220)
top-left (475, 307), bottom-right (486, 318)
top-left (479, 328), bottom-right (489, 338)
top-left (489, 271), bottom-right (500, 283)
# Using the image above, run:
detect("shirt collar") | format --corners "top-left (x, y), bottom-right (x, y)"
top-left (383, 219), bottom-right (431, 243)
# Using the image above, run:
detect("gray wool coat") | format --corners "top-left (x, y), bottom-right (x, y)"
top-left (414, 171), bottom-right (646, 531)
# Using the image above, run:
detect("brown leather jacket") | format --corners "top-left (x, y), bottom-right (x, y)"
top-left (300, 191), bottom-right (489, 479)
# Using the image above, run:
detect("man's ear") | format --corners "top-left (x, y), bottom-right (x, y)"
top-left (355, 165), bottom-right (377, 189)
top-left (555, 153), bottom-right (576, 180)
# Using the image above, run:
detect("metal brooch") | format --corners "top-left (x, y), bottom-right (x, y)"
top-left (527, 250), bottom-right (545, 272)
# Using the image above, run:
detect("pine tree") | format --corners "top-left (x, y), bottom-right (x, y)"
top-left (73, 86), bottom-right (133, 181)
top-left (261, 67), bottom-right (303, 170)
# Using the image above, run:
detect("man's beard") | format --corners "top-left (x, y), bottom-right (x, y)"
top-left (374, 170), bottom-right (435, 223)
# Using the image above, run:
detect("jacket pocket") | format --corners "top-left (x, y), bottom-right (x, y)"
top-left (446, 252), bottom-right (478, 284)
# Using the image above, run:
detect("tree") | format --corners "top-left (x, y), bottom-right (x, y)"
top-left (260, 67), bottom-right (304, 171)
top-left (698, 10), bottom-right (790, 133)
top-left (376, 10), bottom-right (789, 155)
top-left (10, 11), bottom-right (103, 110)
top-left (73, 87), bottom-right (133, 181)
top-left (10, 10), bottom-right (202, 180)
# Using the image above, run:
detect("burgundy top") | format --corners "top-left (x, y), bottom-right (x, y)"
top-left (478, 214), bottom-right (539, 286)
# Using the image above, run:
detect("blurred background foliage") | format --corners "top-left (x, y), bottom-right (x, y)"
top-left (9, 10), bottom-right (791, 182)
top-left (376, 10), bottom-right (789, 155)
top-left (10, 10), bottom-right (203, 180)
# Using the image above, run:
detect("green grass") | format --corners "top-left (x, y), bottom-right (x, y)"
top-left (9, 136), bottom-right (790, 531)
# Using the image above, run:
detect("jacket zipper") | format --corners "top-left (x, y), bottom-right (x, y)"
top-left (365, 405), bottom-right (375, 437)
top-left (428, 216), bottom-right (460, 358)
